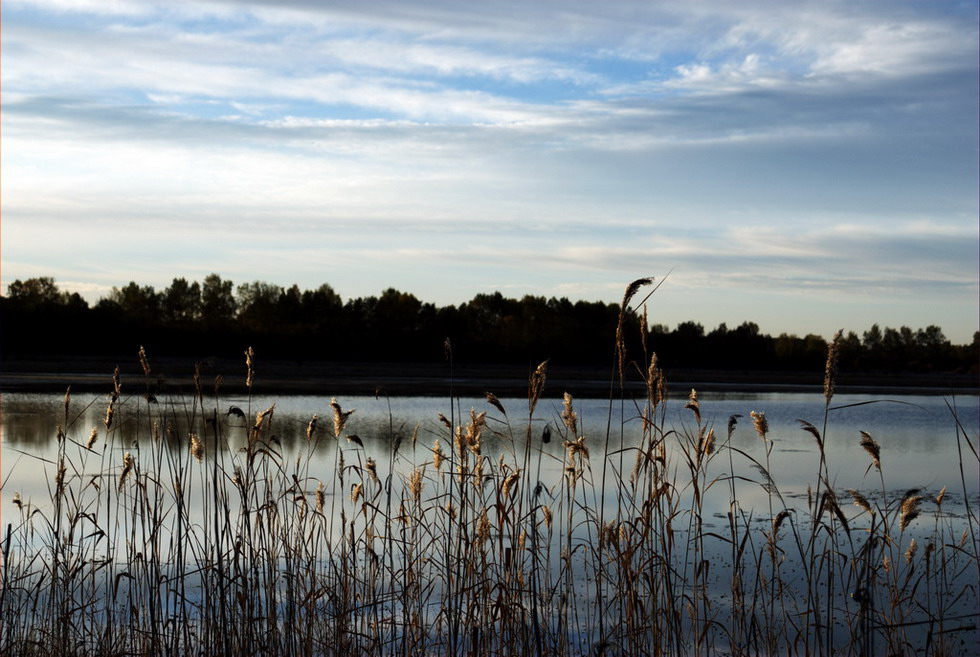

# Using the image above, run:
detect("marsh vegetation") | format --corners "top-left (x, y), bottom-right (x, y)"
top-left (1, 281), bottom-right (977, 657)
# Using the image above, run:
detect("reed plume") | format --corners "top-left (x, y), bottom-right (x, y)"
top-left (859, 431), bottom-right (881, 470)
top-left (900, 493), bottom-right (923, 530)
top-left (750, 410), bottom-right (768, 441)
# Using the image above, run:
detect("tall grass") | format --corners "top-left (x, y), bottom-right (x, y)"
top-left (1, 287), bottom-right (977, 656)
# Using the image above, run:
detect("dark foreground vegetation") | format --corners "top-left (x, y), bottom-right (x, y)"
top-left (1, 279), bottom-right (978, 656)
top-left (2, 276), bottom-right (977, 378)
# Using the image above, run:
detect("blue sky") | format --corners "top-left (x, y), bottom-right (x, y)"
top-left (3, 0), bottom-right (978, 343)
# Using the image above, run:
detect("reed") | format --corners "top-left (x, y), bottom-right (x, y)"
top-left (0, 304), bottom-right (977, 657)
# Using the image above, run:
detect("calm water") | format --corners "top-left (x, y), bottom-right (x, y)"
top-left (3, 389), bottom-right (977, 504)
top-left (2, 389), bottom-right (978, 544)
top-left (2, 388), bottom-right (978, 654)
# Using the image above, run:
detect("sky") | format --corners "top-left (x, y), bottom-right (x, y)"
top-left (2, 0), bottom-right (978, 343)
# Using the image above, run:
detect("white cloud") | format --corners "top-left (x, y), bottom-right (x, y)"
top-left (2, 0), bottom-right (976, 342)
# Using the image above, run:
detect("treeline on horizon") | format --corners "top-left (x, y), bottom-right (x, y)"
top-left (2, 275), bottom-right (977, 375)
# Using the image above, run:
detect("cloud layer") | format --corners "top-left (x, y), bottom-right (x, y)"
top-left (3, 0), bottom-right (977, 341)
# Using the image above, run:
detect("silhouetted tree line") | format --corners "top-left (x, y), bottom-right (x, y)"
top-left (2, 276), bottom-right (977, 374)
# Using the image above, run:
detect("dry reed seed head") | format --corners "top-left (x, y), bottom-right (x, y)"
top-left (882, 554), bottom-right (891, 572)
top-left (771, 510), bottom-right (791, 536)
top-left (232, 466), bottom-right (242, 486)
top-left (641, 304), bottom-right (649, 355)
top-left (935, 485), bottom-right (947, 506)
top-left (408, 468), bottom-right (425, 501)
top-left (859, 431), bottom-right (882, 470)
top-left (561, 392), bottom-right (578, 434)
top-left (685, 389), bottom-right (701, 424)
top-left (727, 414), bottom-right (742, 440)
top-left (465, 409), bottom-right (486, 453)
top-left (528, 360), bottom-right (548, 414)
top-left (924, 541), bottom-right (935, 566)
top-left (750, 411), bottom-right (769, 441)
top-left (54, 458), bottom-right (66, 495)
top-left (616, 277), bottom-right (654, 380)
top-left (306, 415), bottom-right (318, 441)
top-left (702, 428), bottom-right (716, 456)
top-left (630, 448), bottom-right (644, 485)
top-left (848, 489), bottom-right (874, 514)
top-left (86, 426), bottom-right (99, 449)
top-left (542, 505), bottom-right (553, 529)
top-left (112, 367), bottom-right (121, 401)
top-left (330, 398), bottom-right (355, 437)
top-left (648, 353), bottom-right (667, 409)
top-left (824, 489), bottom-right (851, 532)
top-left (12, 491), bottom-right (23, 510)
top-left (104, 403), bottom-right (115, 432)
top-left (337, 450), bottom-right (345, 486)
top-left (485, 391), bottom-right (506, 416)
top-left (798, 419), bottom-right (823, 449)
top-left (905, 538), bottom-right (918, 563)
top-left (190, 433), bottom-right (204, 462)
top-left (365, 457), bottom-right (379, 484)
top-left (600, 521), bottom-right (617, 551)
top-left (432, 439), bottom-right (445, 471)
top-left (823, 329), bottom-right (843, 403)
top-left (314, 481), bottom-right (325, 512)
top-left (118, 451), bottom-right (134, 491)
top-left (244, 346), bottom-right (255, 388)
top-left (476, 508), bottom-right (491, 545)
top-left (900, 494), bottom-right (923, 530)
top-left (437, 413), bottom-right (452, 430)
top-left (445, 501), bottom-right (456, 521)
top-left (138, 345), bottom-right (151, 376)
top-left (501, 469), bottom-right (521, 499)
top-left (454, 425), bottom-right (465, 457)
top-left (564, 435), bottom-right (590, 460)
top-left (253, 404), bottom-right (276, 432)
top-left (351, 483), bottom-right (363, 504)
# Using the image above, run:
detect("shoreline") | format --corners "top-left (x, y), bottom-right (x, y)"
top-left (1, 357), bottom-right (976, 397)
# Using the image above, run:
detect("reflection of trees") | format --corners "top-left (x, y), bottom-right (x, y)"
top-left (1, 276), bottom-right (976, 374)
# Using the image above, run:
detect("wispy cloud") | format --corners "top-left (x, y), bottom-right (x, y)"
top-left (2, 0), bottom-right (977, 341)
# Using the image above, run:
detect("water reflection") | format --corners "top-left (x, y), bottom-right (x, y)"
top-left (1, 389), bottom-right (977, 654)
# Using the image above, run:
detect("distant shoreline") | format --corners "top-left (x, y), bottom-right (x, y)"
top-left (1, 357), bottom-right (976, 397)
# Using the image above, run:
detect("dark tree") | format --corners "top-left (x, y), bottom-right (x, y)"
top-left (162, 278), bottom-right (202, 324)
top-left (201, 273), bottom-right (237, 328)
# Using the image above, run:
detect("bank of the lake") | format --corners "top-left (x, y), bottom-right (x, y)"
top-left (1, 356), bottom-right (977, 396)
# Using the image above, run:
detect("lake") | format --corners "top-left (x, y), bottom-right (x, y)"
top-left (1, 387), bottom-right (978, 655)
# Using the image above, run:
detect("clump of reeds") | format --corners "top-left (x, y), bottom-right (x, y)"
top-left (0, 320), bottom-right (976, 657)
